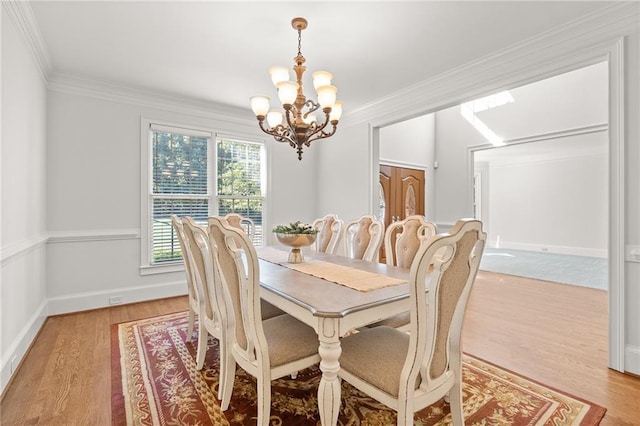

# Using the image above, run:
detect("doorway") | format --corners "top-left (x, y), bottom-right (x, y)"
top-left (378, 165), bottom-right (425, 263)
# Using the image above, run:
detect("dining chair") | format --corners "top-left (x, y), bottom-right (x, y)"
top-left (223, 212), bottom-right (256, 242)
top-left (207, 217), bottom-right (321, 425)
top-left (338, 219), bottom-right (486, 426)
top-left (369, 215), bottom-right (438, 330)
top-left (312, 213), bottom-right (344, 254)
top-left (219, 215), bottom-right (285, 320)
top-left (170, 215), bottom-right (209, 369)
top-left (343, 214), bottom-right (384, 261)
top-left (181, 217), bottom-right (224, 373)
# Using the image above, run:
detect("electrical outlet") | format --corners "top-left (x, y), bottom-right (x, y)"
top-left (109, 296), bottom-right (124, 305)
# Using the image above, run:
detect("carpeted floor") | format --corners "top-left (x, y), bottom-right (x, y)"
top-left (112, 311), bottom-right (606, 425)
top-left (480, 248), bottom-right (607, 290)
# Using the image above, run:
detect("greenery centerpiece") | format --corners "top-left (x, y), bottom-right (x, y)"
top-left (273, 221), bottom-right (318, 263)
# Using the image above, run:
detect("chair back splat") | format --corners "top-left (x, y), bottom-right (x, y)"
top-left (312, 214), bottom-right (344, 254)
top-left (385, 215), bottom-right (437, 268)
top-left (339, 219), bottom-right (486, 426)
top-left (343, 215), bottom-right (384, 261)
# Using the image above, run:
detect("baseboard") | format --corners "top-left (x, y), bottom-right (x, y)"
top-left (0, 300), bottom-right (48, 396)
top-left (47, 281), bottom-right (187, 316)
top-left (486, 240), bottom-right (607, 258)
top-left (625, 344), bottom-right (640, 375)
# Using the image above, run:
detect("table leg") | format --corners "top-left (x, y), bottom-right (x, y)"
top-left (317, 317), bottom-right (341, 426)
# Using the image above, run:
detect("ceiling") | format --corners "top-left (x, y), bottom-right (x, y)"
top-left (29, 1), bottom-right (612, 114)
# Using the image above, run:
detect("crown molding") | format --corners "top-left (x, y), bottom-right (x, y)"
top-left (1, 0), bottom-right (52, 81)
top-left (47, 72), bottom-right (256, 126)
top-left (347, 2), bottom-right (639, 128)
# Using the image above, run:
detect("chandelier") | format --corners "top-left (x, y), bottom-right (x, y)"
top-left (250, 17), bottom-right (343, 160)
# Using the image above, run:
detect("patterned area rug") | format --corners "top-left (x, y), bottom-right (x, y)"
top-left (111, 311), bottom-right (606, 425)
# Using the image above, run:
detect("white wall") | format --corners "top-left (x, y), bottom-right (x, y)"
top-left (1, 7), bottom-right (48, 392)
top-left (379, 114), bottom-right (436, 220)
top-left (479, 132), bottom-right (608, 257)
top-left (45, 89), bottom-right (317, 308)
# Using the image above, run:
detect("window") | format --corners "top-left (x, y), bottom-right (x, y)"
top-left (216, 137), bottom-right (265, 245)
top-left (141, 121), bottom-right (266, 273)
top-left (149, 124), bottom-right (211, 264)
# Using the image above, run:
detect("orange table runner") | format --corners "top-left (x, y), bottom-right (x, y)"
top-left (257, 247), bottom-right (407, 292)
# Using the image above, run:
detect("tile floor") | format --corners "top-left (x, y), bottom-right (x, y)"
top-left (479, 248), bottom-right (607, 290)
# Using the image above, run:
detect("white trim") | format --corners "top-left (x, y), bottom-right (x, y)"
top-left (47, 72), bottom-right (257, 128)
top-left (1, 1), bottom-right (52, 82)
top-left (149, 123), bottom-right (212, 139)
top-left (0, 300), bottom-right (47, 394)
top-left (46, 281), bottom-right (187, 316)
top-left (379, 159), bottom-right (429, 171)
top-left (0, 234), bottom-right (48, 264)
top-left (608, 37), bottom-right (625, 372)
top-left (47, 229), bottom-right (139, 243)
top-left (625, 344), bottom-right (640, 374)
top-left (486, 240), bottom-right (607, 259)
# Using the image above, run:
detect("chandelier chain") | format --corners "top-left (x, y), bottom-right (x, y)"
top-left (297, 29), bottom-right (302, 57)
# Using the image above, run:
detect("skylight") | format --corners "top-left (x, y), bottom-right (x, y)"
top-left (460, 91), bottom-right (514, 146)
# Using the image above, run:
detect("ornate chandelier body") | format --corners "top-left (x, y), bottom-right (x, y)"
top-left (250, 17), bottom-right (343, 160)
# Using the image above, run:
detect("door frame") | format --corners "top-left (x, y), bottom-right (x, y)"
top-left (370, 38), bottom-right (626, 372)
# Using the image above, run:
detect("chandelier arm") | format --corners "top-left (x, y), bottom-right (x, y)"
top-left (305, 123), bottom-right (338, 146)
top-left (302, 100), bottom-right (321, 119)
top-left (257, 119), bottom-right (296, 146)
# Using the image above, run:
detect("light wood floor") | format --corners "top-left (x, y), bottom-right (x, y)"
top-left (1, 271), bottom-right (639, 425)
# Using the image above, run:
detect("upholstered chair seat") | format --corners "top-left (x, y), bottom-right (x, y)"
top-left (340, 326), bottom-right (411, 397)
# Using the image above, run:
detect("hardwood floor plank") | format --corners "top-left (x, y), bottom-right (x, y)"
top-left (1, 277), bottom-right (639, 425)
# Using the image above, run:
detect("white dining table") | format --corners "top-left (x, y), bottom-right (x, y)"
top-left (257, 246), bottom-right (412, 426)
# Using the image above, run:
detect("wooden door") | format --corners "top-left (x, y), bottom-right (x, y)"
top-left (378, 165), bottom-right (425, 263)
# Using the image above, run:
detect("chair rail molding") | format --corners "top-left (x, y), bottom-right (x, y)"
top-left (47, 228), bottom-right (140, 244)
top-left (0, 233), bottom-right (48, 265)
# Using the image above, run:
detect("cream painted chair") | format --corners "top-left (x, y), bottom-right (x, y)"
top-left (223, 213), bottom-right (256, 242)
top-left (371, 215), bottom-right (438, 329)
top-left (185, 216), bottom-right (286, 400)
top-left (181, 217), bottom-right (224, 373)
top-left (207, 217), bottom-right (321, 425)
top-left (312, 214), bottom-right (344, 254)
top-left (338, 219), bottom-right (486, 426)
top-left (343, 215), bottom-right (384, 261)
top-left (170, 215), bottom-right (209, 369)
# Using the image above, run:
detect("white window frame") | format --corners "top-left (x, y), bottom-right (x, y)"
top-left (140, 119), bottom-right (214, 275)
top-left (215, 135), bottom-right (267, 246)
top-left (140, 119), bottom-right (269, 275)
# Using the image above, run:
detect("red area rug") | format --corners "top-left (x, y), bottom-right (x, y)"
top-left (111, 311), bottom-right (606, 425)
